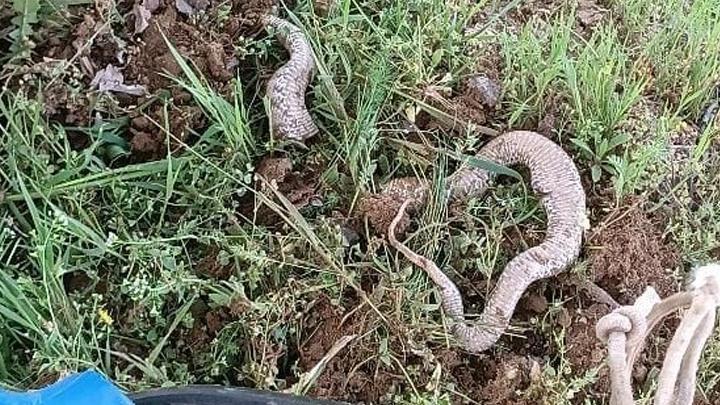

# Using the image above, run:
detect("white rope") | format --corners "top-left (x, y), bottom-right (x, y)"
top-left (596, 263), bottom-right (720, 405)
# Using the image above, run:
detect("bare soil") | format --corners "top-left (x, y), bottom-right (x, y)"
top-left (588, 197), bottom-right (681, 304)
top-left (298, 294), bottom-right (402, 403)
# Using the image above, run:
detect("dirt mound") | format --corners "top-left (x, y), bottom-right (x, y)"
top-left (588, 199), bottom-right (681, 304)
top-left (298, 295), bottom-right (400, 403)
top-left (443, 350), bottom-right (539, 405)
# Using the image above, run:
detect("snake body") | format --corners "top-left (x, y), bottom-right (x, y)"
top-left (379, 131), bottom-right (588, 352)
top-left (261, 14), bottom-right (588, 353)
top-left (262, 15), bottom-right (319, 141)
top-left (447, 131), bottom-right (587, 352)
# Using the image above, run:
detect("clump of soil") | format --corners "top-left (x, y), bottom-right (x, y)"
top-left (256, 156), bottom-right (323, 208)
top-left (255, 156), bottom-right (320, 207)
top-left (240, 155), bottom-right (324, 227)
top-left (355, 177), bottom-right (428, 237)
top-left (449, 351), bottom-right (539, 405)
top-left (233, 0), bottom-right (276, 35)
top-left (588, 199), bottom-right (681, 304)
top-left (126, 3), bottom-right (236, 92)
top-left (184, 300), bottom-right (235, 352)
top-left (127, 105), bottom-right (205, 160)
top-left (419, 85), bottom-right (491, 133)
top-left (356, 192), bottom-right (407, 236)
top-left (298, 295), bottom-right (402, 403)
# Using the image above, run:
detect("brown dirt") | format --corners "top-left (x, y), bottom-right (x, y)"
top-left (127, 104), bottom-right (205, 161)
top-left (297, 293), bottom-right (543, 404)
top-left (173, 298), bottom-right (245, 371)
top-left (255, 157), bottom-right (294, 191)
top-left (419, 85), bottom-right (491, 133)
top-left (7, 0), bottom-right (281, 164)
top-left (439, 349), bottom-right (539, 405)
top-left (356, 192), bottom-right (407, 236)
top-left (237, 155), bottom-right (324, 227)
top-left (232, 0), bottom-right (276, 36)
top-left (542, 196), bottom-right (684, 403)
top-left (298, 294), bottom-right (402, 403)
top-left (126, 3), bottom-right (237, 92)
top-left (355, 177), bottom-right (428, 237)
top-left (254, 155), bottom-right (322, 209)
top-left (587, 198), bottom-right (681, 304)
top-left (563, 302), bottom-right (613, 400)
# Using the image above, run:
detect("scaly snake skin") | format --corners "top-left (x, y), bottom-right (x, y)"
top-left (261, 15), bottom-right (588, 353)
top-left (262, 15), bottom-right (319, 141)
top-left (381, 131), bottom-right (588, 353)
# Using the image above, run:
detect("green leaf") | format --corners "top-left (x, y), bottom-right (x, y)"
top-left (430, 48), bottom-right (444, 69)
top-left (591, 164), bottom-right (602, 183)
top-left (597, 138), bottom-right (610, 157)
top-left (569, 137), bottom-right (594, 157)
top-left (10, 0), bottom-right (41, 54)
top-left (607, 132), bottom-right (631, 151)
top-left (461, 154), bottom-right (523, 181)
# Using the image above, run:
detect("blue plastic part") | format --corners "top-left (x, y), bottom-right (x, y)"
top-left (0, 370), bottom-right (133, 405)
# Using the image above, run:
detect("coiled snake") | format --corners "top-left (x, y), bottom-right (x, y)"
top-left (262, 14), bottom-right (589, 353)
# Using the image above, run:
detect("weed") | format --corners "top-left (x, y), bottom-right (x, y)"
top-left (565, 25), bottom-right (647, 182)
top-left (163, 35), bottom-right (257, 163)
top-left (8, 0), bottom-right (40, 58)
top-left (500, 11), bottom-right (572, 127)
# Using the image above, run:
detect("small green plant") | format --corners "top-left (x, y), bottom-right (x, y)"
top-left (563, 25), bottom-right (647, 183)
top-left (640, 0), bottom-right (720, 118)
top-left (162, 32), bottom-right (257, 162)
top-left (570, 124), bottom-right (630, 183)
top-left (8, 0), bottom-right (41, 58)
top-left (500, 11), bottom-right (573, 127)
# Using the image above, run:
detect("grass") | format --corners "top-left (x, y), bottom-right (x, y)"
top-left (1, 0), bottom-right (719, 403)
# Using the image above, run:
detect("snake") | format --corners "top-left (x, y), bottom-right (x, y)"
top-left (261, 13), bottom-right (589, 353)
top-left (371, 131), bottom-right (588, 353)
top-left (261, 15), bottom-right (319, 142)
